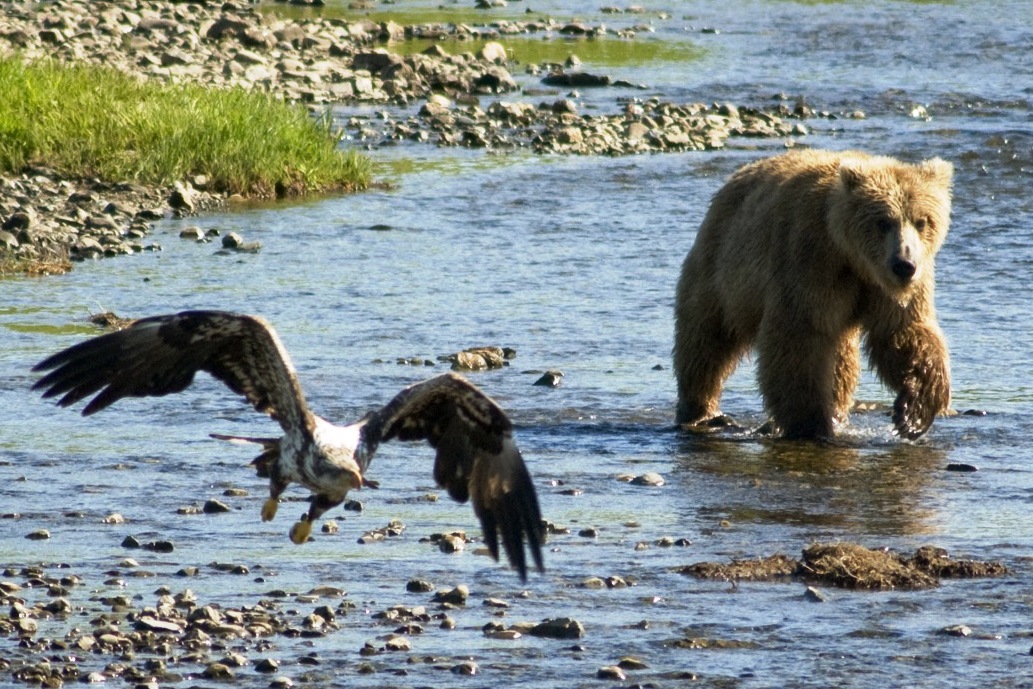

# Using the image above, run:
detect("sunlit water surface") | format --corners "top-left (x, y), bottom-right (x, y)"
top-left (2, 1), bottom-right (1033, 687)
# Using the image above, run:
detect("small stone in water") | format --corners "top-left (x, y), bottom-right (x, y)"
top-left (617, 656), bottom-right (648, 670)
top-left (25, 529), bottom-right (50, 540)
top-left (533, 370), bottom-right (564, 387)
top-left (438, 534), bottom-right (466, 553)
top-left (597, 665), bottom-right (627, 680)
top-left (939, 624), bottom-right (972, 637)
top-left (203, 663), bottom-right (234, 679)
top-left (202, 499), bottom-right (231, 514)
top-left (804, 586), bottom-right (828, 603)
top-left (384, 636), bottom-right (411, 651)
top-left (630, 472), bottom-right (665, 487)
top-left (255, 658), bottom-right (279, 673)
top-left (945, 463), bottom-right (978, 472)
top-left (431, 585), bottom-right (469, 606)
top-left (406, 579), bottom-right (434, 593)
top-left (451, 661), bottom-right (478, 675)
top-left (529, 617), bottom-right (585, 639)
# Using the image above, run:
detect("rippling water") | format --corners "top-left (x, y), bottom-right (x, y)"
top-left (3, 1), bottom-right (1033, 687)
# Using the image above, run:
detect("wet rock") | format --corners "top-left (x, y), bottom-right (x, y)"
top-left (384, 635), bottom-right (411, 651)
top-left (452, 660), bottom-right (478, 674)
top-left (221, 231), bottom-right (262, 252)
top-left (203, 662), bottom-right (235, 679)
top-left (542, 71), bottom-right (612, 87)
top-left (406, 579), bottom-right (435, 593)
top-left (477, 41), bottom-right (507, 63)
top-left (629, 472), bottom-right (665, 487)
top-left (142, 540), bottom-right (175, 553)
top-left (202, 499), bottom-right (232, 514)
top-left (529, 617), bottom-right (585, 639)
top-left (431, 585), bottom-right (469, 606)
top-left (939, 624), bottom-right (972, 637)
top-left (533, 370), bottom-right (564, 387)
top-left (597, 665), bottom-right (626, 680)
top-left (255, 658), bottom-right (280, 673)
top-left (25, 529), bottom-right (50, 540)
top-left (803, 586), bottom-right (828, 603)
top-left (438, 533), bottom-right (466, 554)
top-left (617, 656), bottom-right (648, 670)
top-left (169, 182), bottom-right (198, 213)
top-left (134, 616), bottom-right (184, 633)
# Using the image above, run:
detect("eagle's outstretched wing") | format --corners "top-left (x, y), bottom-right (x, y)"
top-left (31, 310), bottom-right (313, 435)
top-left (360, 372), bottom-right (545, 580)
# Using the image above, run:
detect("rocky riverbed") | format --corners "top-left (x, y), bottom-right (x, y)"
top-left (0, 0), bottom-right (852, 273)
top-left (0, 537), bottom-right (1006, 686)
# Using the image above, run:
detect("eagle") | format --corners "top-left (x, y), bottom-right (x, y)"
top-left (32, 310), bottom-right (544, 579)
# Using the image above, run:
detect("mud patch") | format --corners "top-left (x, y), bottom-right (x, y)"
top-left (679, 542), bottom-right (1007, 590)
top-left (678, 554), bottom-right (797, 583)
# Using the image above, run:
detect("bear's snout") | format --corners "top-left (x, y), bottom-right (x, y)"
top-left (891, 256), bottom-right (917, 281)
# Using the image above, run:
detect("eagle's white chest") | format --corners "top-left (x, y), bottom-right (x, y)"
top-left (281, 416), bottom-right (363, 500)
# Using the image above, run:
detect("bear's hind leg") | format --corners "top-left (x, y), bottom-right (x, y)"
top-left (756, 318), bottom-right (838, 440)
top-left (673, 304), bottom-right (746, 426)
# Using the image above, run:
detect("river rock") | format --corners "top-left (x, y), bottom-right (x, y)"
top-left (431, 585), bottom-right (469, 606)
top-left (529, 617), bottom-right (585, 639)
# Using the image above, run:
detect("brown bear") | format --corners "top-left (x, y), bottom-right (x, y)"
top-left (673, 149), bottom-right (953, 440)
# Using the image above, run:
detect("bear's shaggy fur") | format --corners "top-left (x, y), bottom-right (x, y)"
top-left (673, 149), bottom-right (953, 440)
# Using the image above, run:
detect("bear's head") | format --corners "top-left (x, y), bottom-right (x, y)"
top-left (829, 155), bottom-right (953, 301)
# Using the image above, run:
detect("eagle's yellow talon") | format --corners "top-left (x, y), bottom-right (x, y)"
top-left (261, 498), bottom-right (279, 522)
top-left (289, 519), bottom-right (312, 544)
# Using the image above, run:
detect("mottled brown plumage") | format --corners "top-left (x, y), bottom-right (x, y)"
top-left (32, 310), bottom-right (544, 579)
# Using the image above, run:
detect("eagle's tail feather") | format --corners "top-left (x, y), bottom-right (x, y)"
top-left (210, 433), bottom-right (280, 479)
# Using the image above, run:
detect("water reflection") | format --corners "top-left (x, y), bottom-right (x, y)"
top-left (673, 431), bottom-right (947, 537)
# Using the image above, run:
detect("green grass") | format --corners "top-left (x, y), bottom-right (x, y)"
top-left (0, 56), bottom-right (370, 197)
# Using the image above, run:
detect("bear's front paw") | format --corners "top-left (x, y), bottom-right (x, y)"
top-left (892, 381), bottom-right (935, 440)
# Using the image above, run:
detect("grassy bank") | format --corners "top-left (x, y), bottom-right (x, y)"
top-left (0, 56), bottom-right (370, 197)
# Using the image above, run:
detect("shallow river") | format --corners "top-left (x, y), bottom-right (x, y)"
top-left (3, 0), bottom-right (1033, 687)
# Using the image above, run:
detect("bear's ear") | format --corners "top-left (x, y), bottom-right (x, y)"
top-left (838, 159), bottom-right (868, 190)
top-left (919, 158), bottom-right (954, 187)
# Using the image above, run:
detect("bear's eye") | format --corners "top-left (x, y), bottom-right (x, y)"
top-left (875, 217), bottom-right (896, 234)
top-left (913, 217), bottom-right (929, 233)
